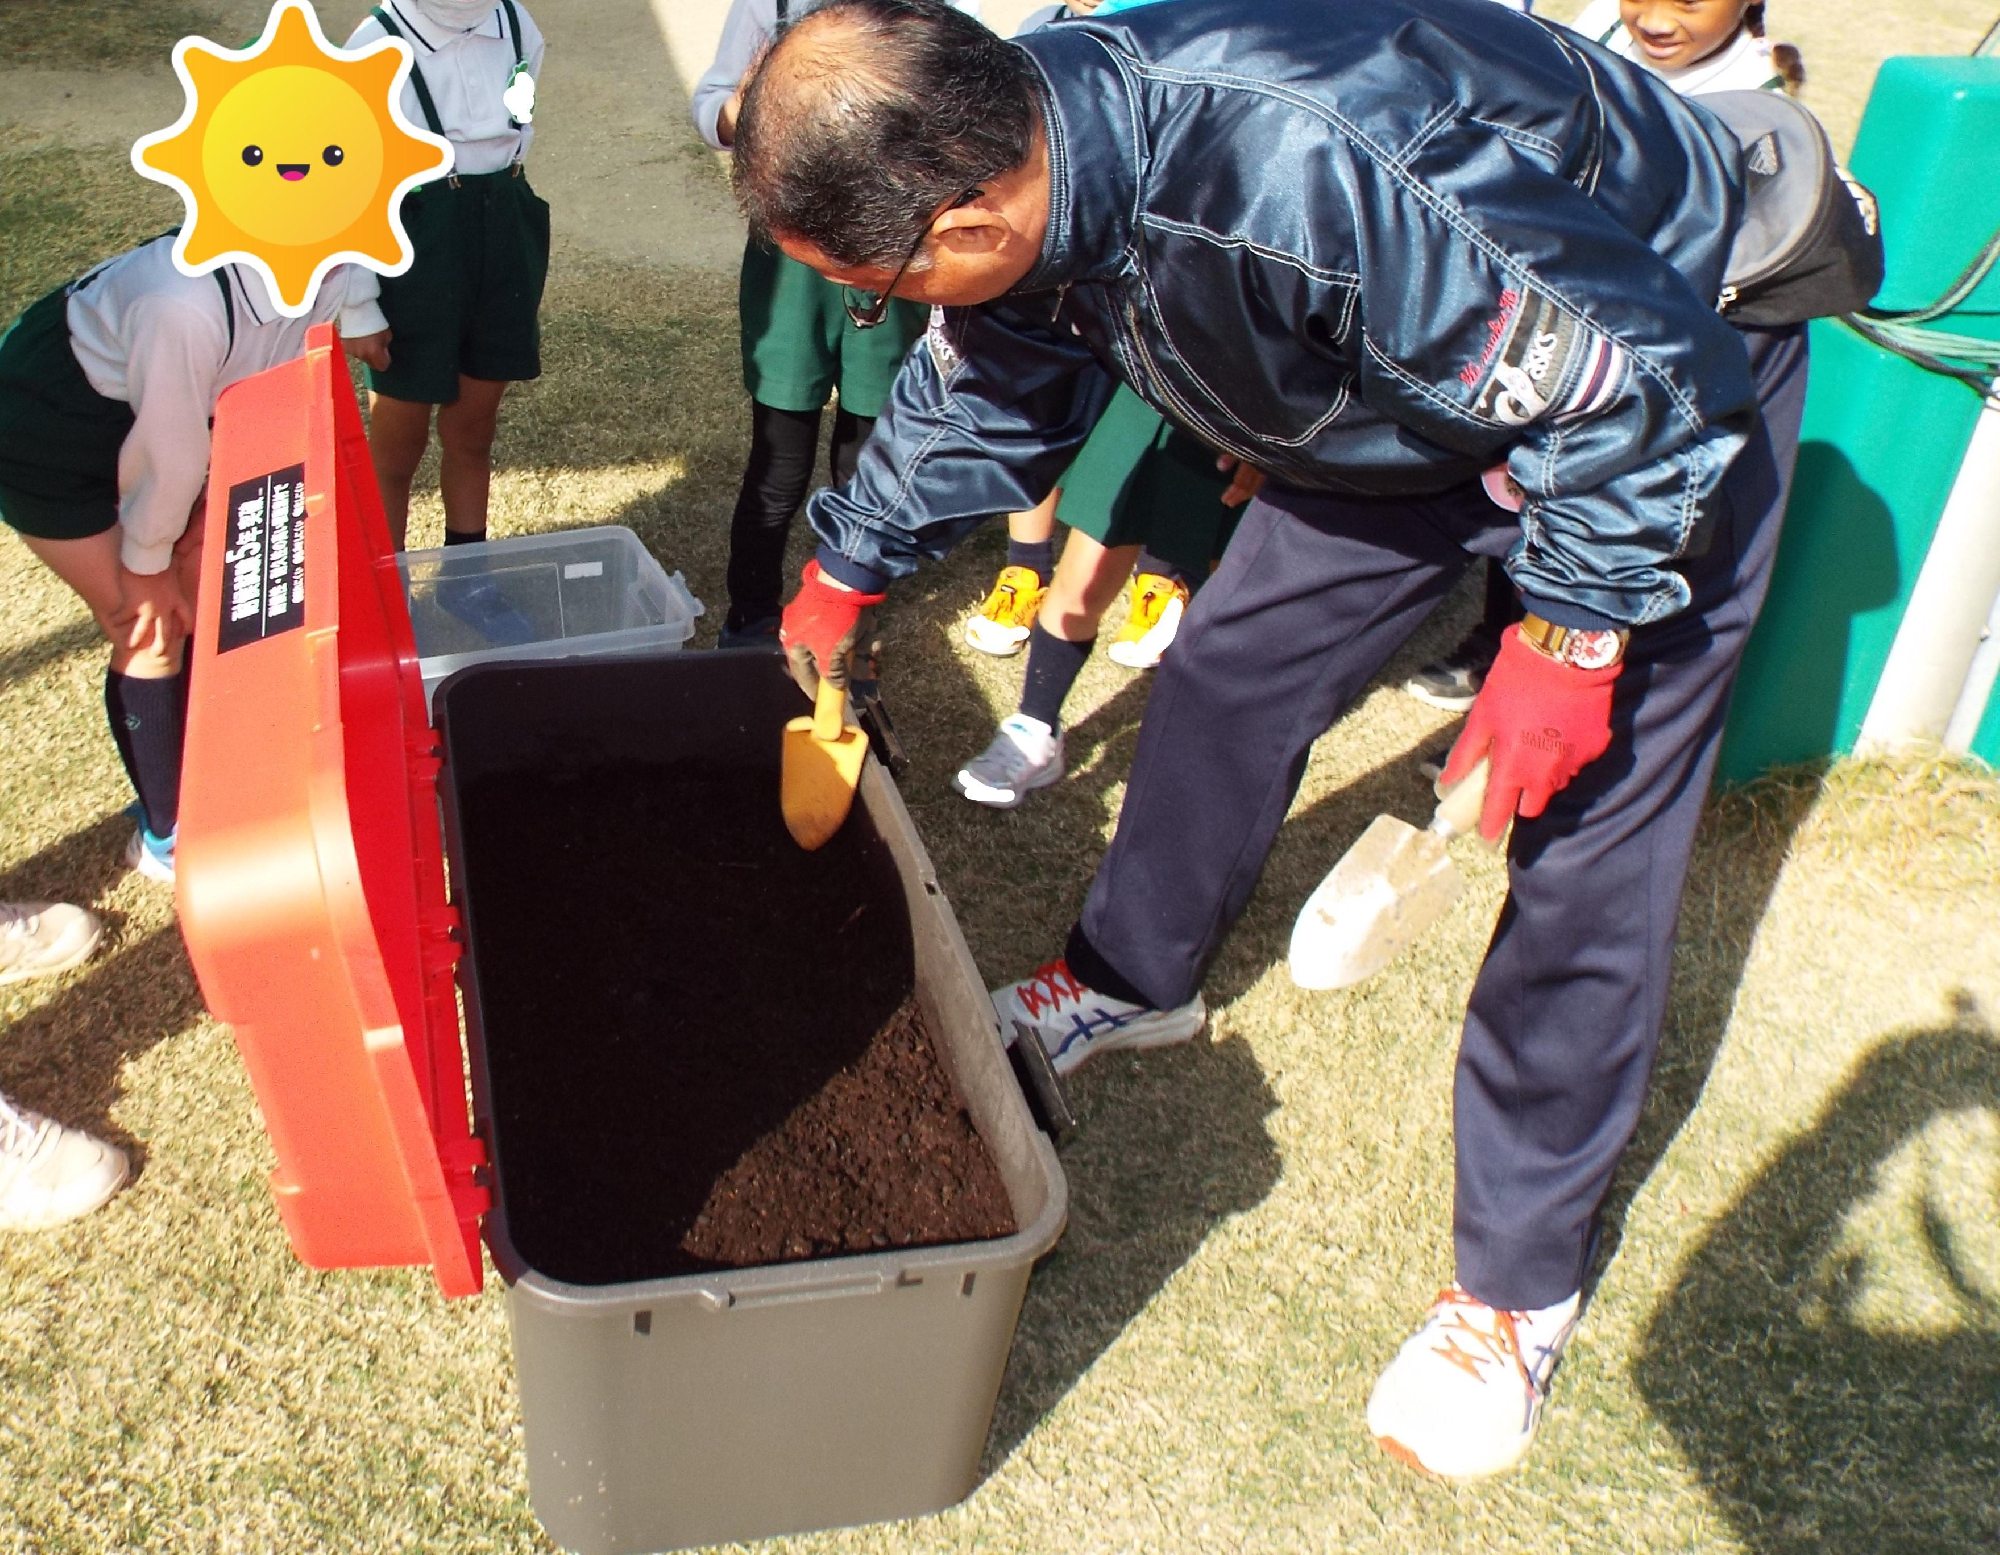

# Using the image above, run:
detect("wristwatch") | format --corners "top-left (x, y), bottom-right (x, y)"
top-left (1518, 612), bottom-right (1629, 671)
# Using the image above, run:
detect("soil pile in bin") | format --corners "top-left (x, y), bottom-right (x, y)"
top-left (458, 758), bottom-right (1016, 1286)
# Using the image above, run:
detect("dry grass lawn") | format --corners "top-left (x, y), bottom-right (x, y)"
top-left (3, 5), bottom-right (2000, 1553)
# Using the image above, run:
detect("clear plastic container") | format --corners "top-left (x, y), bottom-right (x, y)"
top-left (398, 527), bottom-right (703, 711)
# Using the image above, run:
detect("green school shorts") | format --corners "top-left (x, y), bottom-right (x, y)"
top-left (369, 168), bottom-right (551, 405)
top-left (0, 285), bottom-right (135, 541)
top-left (1056, 383), bottom-right (1238, 576)
top-left (738, 239), bottom-right (925, 419)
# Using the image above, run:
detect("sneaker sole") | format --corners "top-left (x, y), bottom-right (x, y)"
top-left (1011, 1000), bottom-right (1206, 1078)
top-left (963, 621), bottom-right (1032, 657)
top-left (1371, 1427), bottom-right (1534, 1482)
top-left (0, 919), bottom-right (104, 985)
top-left (0, 1155), bottom-right (130, 1231)
top-left (1107, 597), bottom-right (1185, 670)
top-left (954, 755), bottom-right (1065, 809)
top-left (1401, 682), bottom-right (1479, 713)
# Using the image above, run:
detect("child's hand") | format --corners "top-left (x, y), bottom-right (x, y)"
top-left (342, 329), bottom-right (393, 373)
top-left (1217, 453), bottom-right (1266, 507)
top-left (112, 564), bottom-right (194, 657)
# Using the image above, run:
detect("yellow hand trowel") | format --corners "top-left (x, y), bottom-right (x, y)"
top-left (781, 677), bottom-right (870, 851)
top-left (1287, 757), bottom-right (1493, 990)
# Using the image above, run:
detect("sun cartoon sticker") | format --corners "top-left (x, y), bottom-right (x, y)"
top-left (132, 0), bottom-right (453, 317)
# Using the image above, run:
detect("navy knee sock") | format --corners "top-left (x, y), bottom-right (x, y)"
top-left (1008, 536), bottom-right (1055, 585)
top-left (444, 526), bottom-right (486, 546)
top-left (105, 669), bottom-right (185, 837)
top-left (1019, 623), bottom-right (1093, 731)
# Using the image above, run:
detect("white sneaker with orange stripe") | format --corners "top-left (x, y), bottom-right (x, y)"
top-left (1366, 1284), bottom-right (1581, 1480)
top-left (990, 957), bottom-right (1206, 1077)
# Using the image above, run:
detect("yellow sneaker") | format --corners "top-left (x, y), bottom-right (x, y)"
top-left (963, 565), bottom-right (1047, 656)
top-left (1108, 573), bottom-right (1189, 669)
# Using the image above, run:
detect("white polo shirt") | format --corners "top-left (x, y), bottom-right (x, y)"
top-left (64, 237), bottom-right (386, 574)
top-left (346, 1), bottom-right (546, 177)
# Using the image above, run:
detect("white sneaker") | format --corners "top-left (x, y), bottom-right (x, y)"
top-left (0, 1093), bottom-right (129, 1231)
top-left (0, 902), bottom-right (103, 985)
top-left (954, 714), bottom-right (1066, 809)
top-left (991, 957), bottom-right (1206, 1077)
top-left (1366, 1284), bottom-right (1581, 1480)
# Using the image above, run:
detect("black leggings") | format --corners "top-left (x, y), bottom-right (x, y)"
top-left (725, 401), bottom-right (873, 628)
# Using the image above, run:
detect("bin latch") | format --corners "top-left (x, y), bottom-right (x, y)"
top-left (438, 1134), bottom-right (492, 1220)
top-left (418, 902), bottom-right (464, 971)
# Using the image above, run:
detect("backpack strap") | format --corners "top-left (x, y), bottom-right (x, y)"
top-left (371, 6), bottom-right (448, 140)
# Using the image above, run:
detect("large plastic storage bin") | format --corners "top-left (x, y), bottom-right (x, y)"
top-left (434, 653), bottom-right (1066, 1554)
top-left (176, 330), bottom-right (1067, 1555)
top-left (398, 527), bottom-right (703, 711)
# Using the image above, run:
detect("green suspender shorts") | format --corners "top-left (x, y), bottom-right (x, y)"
top-left (0, 287), bottom-right (136, 540)
top-left (366, 3), bottom-right (551, 405)
top-left (1055, 382), bottom-right (1240, 575)
top-left (737, 240), bottom-right (925, 419)
top-left (0, 252), bottom-right (232, 542)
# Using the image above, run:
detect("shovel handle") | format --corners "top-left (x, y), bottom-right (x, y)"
top-left (1432, 755), bottom-right (1491, 841)
top-left (812, 676), bottom-right (848, 743)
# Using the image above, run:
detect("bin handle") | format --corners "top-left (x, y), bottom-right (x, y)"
top-left (714, 1272), bottom-right (889, 1310)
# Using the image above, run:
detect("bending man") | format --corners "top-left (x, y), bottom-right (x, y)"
top-left (745, 0), bottom-right (1805, 1479)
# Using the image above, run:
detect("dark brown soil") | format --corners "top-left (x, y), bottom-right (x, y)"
top-left (681, 995), bottom-right (1014, 1265)
top-left (456, 757), bottom-right (1016, 1286)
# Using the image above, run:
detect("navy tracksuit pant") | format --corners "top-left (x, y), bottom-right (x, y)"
top-left (1066, 325), bottom-right (1809, 1311)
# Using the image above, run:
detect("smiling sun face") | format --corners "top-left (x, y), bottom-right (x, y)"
top-left (133, 1), bottom-right (452, 316)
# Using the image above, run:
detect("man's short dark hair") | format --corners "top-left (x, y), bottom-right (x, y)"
top-left (733, 0), bottom-right (1041, 269)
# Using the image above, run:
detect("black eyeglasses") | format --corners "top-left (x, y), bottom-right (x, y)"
top-left (844, 186), bottom-right (984, 329)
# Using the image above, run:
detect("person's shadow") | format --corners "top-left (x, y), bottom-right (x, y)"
top-left (0, 818), bottom-right (202, 1172)
top-left (1637, 992), bottom-right (2000, 1554)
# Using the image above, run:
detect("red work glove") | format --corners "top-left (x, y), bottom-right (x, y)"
top-left (1440, 624), bottom-right (1622, 843)
top-left (779, 559), bottom-right (887, 697)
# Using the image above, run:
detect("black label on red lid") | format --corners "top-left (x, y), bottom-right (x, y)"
top-left (218, 463), bottom-right (307, 654)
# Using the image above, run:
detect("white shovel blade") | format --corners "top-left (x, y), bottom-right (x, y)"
top-left (1288, 815), bottom-right (1465, 990)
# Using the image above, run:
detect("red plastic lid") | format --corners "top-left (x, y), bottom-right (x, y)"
top-left (178, 326), bottom-right (486, 1297)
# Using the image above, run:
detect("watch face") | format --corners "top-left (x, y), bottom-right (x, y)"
top-left (1565, 629), bottom-right (1623, 671)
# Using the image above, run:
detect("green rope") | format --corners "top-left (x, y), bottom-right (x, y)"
top-left (1838, 225), bottom-right (2000, 393)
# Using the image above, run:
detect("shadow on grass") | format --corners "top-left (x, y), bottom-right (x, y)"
top-left (0, 822), bottom-right (201, 1167)
top-left (1637, 994), bottom-right (2000, 1553)
top-left (0, 811), bottom-right (134, 909)
top-left (863, 541), bottom-right (1289, 1474)
top-left (1589, 767), bottom-right (1824, 1290)
top-left (984, 1032), bottom-right (1282, 1467)
top-left (0, 618), bottom-right (100, 690)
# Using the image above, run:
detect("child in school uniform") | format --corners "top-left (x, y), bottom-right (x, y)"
top-left (0, 233), bottom-right (388, 882)
top-left (953, 384), bottom-right (1249, 808)
top-left (346, 0), bottom-right (548, 559)
top-left (1403, 0), bottom-right (1803, 724)
top-left (695, 0), bottom-right (940, 648)
top-left (959, 0), bottom-right (1192, 670)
